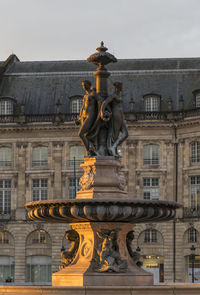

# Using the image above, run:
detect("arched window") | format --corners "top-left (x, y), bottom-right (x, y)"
top-left (69, 145), bottom-right (85, 167)
top-left (144, 229), bottom-right (157, 243)
top-left (0, 256), bottom-right (14, 282)
top-left (27, 229), bottom-right (51, 246)
top-left (188, 228), bottom-right (197, 243)
top-left (190, 142), bottom-right (200, 163)
top-left (32, 230), bottom-right (47, 244)
top-left (32, 146), bottom-right (48, 167)
top-left (0, 147), bottom-right (12, 168)
top-left (144, 94), bottom-right (161, 112)
top-left (70, 96), bottom-right (83, 114)
top-left (26, 256), bottom-right (51, 283)
top-left (143, 145), bottom-right (159, 165)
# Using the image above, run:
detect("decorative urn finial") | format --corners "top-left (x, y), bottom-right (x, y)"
top-left (87, 41), bottom-right (117, 70)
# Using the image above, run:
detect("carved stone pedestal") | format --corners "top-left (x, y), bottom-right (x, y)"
top-left (77, 157), bottom-right (128, 199)
top-left (52, 222), bottom-right (153, 287)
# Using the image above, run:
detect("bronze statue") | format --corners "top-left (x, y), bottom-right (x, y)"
top-left (101, 82), bottom-right (128, 157)
top-left (76, 80), bottom-right (100, 156)
top-left (76, 43), bottom-right (128, 157)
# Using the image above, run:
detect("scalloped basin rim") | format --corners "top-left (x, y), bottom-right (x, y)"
top-left (25, 198), bottom-right (181, 208)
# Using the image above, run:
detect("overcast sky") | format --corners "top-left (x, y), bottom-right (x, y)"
top-left (1, 0), bottom-right (200, 61)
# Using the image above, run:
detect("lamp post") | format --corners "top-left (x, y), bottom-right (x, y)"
top-left (190, 244), bottom-right (196, 283)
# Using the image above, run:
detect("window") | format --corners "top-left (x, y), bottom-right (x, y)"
top-left (0, 147), bottom-right (12, 168)
top-left (190, 176), bottom-right (200, 210)
top-left (0, 256), bottom-right (14, 282)
top-left (0, 231), bottom-right (9, 244)
top-left (188, 228), bottom-right (197, 243)
top-left (69, 178), bottom-right (80, 199)
top-left (32, 230), bottom-right (47, 244)
top-left (32, 179), bottom-right (48, 201)
top-left (143, 145), bottom-right (159, 165)
top-left (0, 180), bottom-right (11, 214)
top-left (144, 95), bottom-right (160, 112)
top-left (71, 98), bottom-right (82, 113)
top-left (195, 93), bottom-right (200, 108)
top-left (190, 142), bottom-right (200, 163)
top-left (69, 146), bottom-right (84, 167)
top-left (143, 178), bottom-right (159, 200)
top-left (26, 256), bottom-right (51, 283)
top-left (32, 146), bottom-right (48, 167)
top-left (144, 229), bottom-right (157, 243)
top-left (0, 100), bottom-right (13, 115)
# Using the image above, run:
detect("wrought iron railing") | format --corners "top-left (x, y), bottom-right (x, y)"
top-left (32, 160), bottom-right (48, 167)
top-left (0, 213), bottom-right (11, 220)
top-left (0, 161), bottom-right (12, 168)
top-left (68, 159), bottom-right (84, 167)
top-left (1, 108), bottom-right (200, 124)
top-left (183, 207), bottom-right (200, 218)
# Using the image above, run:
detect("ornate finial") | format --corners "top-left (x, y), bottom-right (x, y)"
top-left (96, 41), bottom-right (108, 53)
top-left (88, 42), bottom-right (117, 68)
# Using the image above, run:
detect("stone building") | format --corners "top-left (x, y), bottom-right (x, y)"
top-left (0, 54), bottom-right (199, 283)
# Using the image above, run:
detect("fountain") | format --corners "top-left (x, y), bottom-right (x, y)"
top-left (25, 42), bottom-right (180, 287)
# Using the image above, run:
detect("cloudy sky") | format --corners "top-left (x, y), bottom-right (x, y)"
top-left (1, 0), bottom-right (200, 61)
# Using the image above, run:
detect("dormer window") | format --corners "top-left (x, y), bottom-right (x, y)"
top-left (0, 98), bottom-right (15, 115)
top-left (70, 96), bottom-right (83, 114)
top-left (195, 93), bottom-right (200, 108)
top-left (144, 94), bottom-right (161, 112)
top-left (192, 90), bottom-right (200, 108)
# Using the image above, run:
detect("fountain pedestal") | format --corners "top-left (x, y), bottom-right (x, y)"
top-left (52, 222), bottom-right (153, 286)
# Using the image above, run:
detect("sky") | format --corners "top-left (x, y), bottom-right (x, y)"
top-left (1, 0), bottom-right (200, 61)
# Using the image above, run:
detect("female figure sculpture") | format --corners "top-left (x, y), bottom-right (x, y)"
top-left (100, 82), bottom-right (128, 157)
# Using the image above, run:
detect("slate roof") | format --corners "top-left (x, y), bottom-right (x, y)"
top-left (0, 56), bottom-right (200, 114)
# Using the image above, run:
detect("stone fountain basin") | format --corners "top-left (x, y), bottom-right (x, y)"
top-left (25, 199), bottom-right (180, 223)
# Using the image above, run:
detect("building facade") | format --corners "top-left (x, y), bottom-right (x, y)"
top-left (0, 54), bottom-right (200, 283)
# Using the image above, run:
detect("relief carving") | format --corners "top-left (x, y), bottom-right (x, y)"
top-left (79, 166), bottom-right (95, 190)
top-left (60, 230), bottom-right (80, 269)
top-left (94, 229), bottom-right (127, 273)
top-left (118, 171), bottom-right (126, 191)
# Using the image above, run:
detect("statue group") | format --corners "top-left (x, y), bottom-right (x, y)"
top-left (76, 80), bottom-right (128, 157)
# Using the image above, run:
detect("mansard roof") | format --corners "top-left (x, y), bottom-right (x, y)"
top-left (0, 56), bottom-right (200, 114)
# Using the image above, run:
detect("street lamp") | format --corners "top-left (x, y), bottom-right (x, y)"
top-left (190, 244), bottom-right (196, 283)
top-left (136, 246), bottom-right (143, 267)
